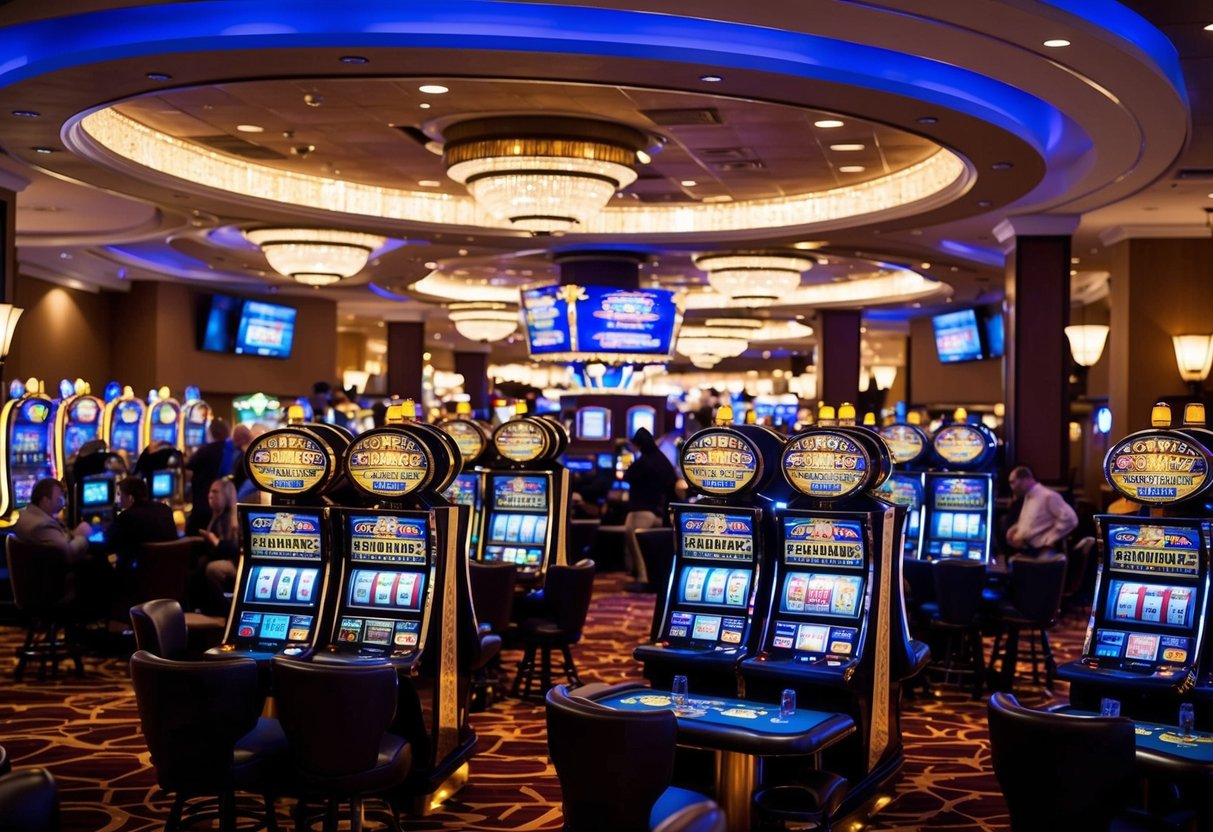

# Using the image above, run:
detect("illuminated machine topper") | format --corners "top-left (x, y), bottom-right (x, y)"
top-left (521, 283), bottom-right (681, 364)
top-left (494, 419), bottom-right (549, 463)
top-left (878, 423), bottom-right (927, 465)
top-left (1105, 431), bottom-right (1213, 505)
top-left (247, 429), bottom-right (332, 495)
top-left (933, 424), bottom-right (990, 466)
top-left (679, 429), bottom-right (761, 496)
top-left (346, 431), bottom-right (432, 498)
top-left (1107, 522), bottom-right (1201, 578)
top-left (437, 419), bottom-right (486, 461)
top-left (247, 511), bottom-right (323, 560)
top-left (782, 430), bottom-right (873, 499)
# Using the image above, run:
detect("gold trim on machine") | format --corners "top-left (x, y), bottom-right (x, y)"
top-left (435, 508), bottom-right (460, 763)
top-left (868, 506), bottom-right (894, 770)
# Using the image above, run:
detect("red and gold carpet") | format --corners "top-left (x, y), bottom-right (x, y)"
top-left (0, 574), bottom-right (1083, 830)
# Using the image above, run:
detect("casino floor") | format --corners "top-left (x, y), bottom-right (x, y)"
top-left (0, 571), bottom-right (1076, 831)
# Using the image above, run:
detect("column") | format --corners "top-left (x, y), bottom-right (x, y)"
top-left (818, 309), bottom-right (861, 405)
top-left (387, 321), bottom-right (425, 403)
top-left (995, 215), bottom-right (1077, 485)
top-left (454, 348), bottom-right (491, 415)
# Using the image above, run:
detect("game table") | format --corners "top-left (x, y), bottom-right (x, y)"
top-left (588, 682), bottom-right (855, 832)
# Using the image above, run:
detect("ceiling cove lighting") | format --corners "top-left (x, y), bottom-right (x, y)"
top-left (243, 228), bottom-right (386, 286)
top-left (694, 252), bottom-right (815, 306)
top-left (443, 116), bottom-right (648, 233)
top-left (448, 302), bottom-right (519, 342)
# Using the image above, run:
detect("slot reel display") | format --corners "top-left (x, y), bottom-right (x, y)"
top-left (0, 383), bottom-right (57, 519)
top-left (102, 387), bottom-right (145, 466)
top-left (918, 419), bottom-right (997, 562)
top-left (875, 418), bottom-right (930, 557)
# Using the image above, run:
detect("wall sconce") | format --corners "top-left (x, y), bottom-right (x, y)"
top-left (871, 365), bottom-right (898, 390)
top-left (1172, 334), bottom-right (1213, 394)
top-left (1064, 324), bottom-right (1109, 367)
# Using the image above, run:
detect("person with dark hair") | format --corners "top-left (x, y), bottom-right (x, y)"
top-left (622, 427), bottom-right (678, 589)
top-left (104, 475), bottom-right (178, 570)
top-left (1006, 465), bottom-right (1078, 554)
top-left (199, 479), bottom-right (241, 615)
top-left (13, 478), bottom-right (92, 559)
top-left (184, 418), bottom-right (238, 534)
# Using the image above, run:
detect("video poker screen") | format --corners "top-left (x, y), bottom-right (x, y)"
top-left (490, 475), bottom-right (549, 511)
top-left (334, 617), bottom-right (421, 655)
top-left (346, 513), bottom-right (428, 565)
top-left (665, 609), bottom-right (747, 650)
top-left (1104, 580), bottom-right (1197, 630)
top-left (675, 509), bottom-right (757, 564)
top-left (1092, 628), bottom-right (1191, 666)
top-left (243, 565), bottom-right (322, 606)
top-left (81, 478), bottom-right (112, 507)
top-left (676, 566), bottom-right (752, 608)
top-left (780, 572), bottom-right (864, 619)
top-left (486, 512), bottom-right (548, 546)
top-left (929, 510), bottom-right (985, 541)
top-left (768, 620), bottom-right (859, 659)
top-left (482, 544), bottom-right (543, 566)
top-left (346, 570), bottom-right (426, 613)
top-left (235, 611), bottom-right (314, 646)
top-left (151, 471), bottom-right (176, 499)
top-left (930, 476), bottom-right (989, 510)
top-left (245, 511), bottom-right (324, 561)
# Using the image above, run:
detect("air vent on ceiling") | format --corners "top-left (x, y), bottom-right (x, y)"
top-left (698, 147), bottom-right (753, 160)
top-left (1175, 169), bottom-right (1213, 180)
top-left (394, 125), bottom-right (433, 148)
top-left (714, 160), bottom-right (765, 172)
top-left (640, 107), bottom-right (723, 126)
top-left (196, 136), bottom-right (286, 161)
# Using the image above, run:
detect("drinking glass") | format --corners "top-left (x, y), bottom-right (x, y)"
top-left (1180, 702), bottom-right (1196, 740)
top-left (1100, 697), bottom-right (1121, 718)
top-left (780, 689), bottom-right (796, 719)
top-left (671, 675), bottom-right (688, 711)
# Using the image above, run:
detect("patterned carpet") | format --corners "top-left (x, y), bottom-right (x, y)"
top-left (0, 573), bottom-right (1085, 831)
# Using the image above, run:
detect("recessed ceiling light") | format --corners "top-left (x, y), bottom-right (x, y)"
top-left (814, 119), bottom-right (845, 128)
top-left (636, 150), bottom-right (652, 164)
top-left (32, 146), bottom-right (54, 154)
top-left (419, 102), bottom-right (432, 109)
top-left (680, 179), bottom-right (698, 187)
top-left (792, 241), bottom-right (826, 250)
top-left (424, 261), bottom-right (438, 270)
top-left (11, 110), bottom-right (39, 118)
top-left (699, 74), bottom-right (723, 82)
top-left (920, 262), bottom-right (932, 269)
top-left (339, 55), bottom-right (369, 64)
top-left (145, 72), bottom-right (172, 81)
top-left (829, 143), bottom-right (865, 152)
top-left (418, 179), bottom-right (441, 187)
top-left (838, 165), bottom-right (865, 173)
top-left (418, 84), bottom-right (449, 94)
top-left (1043, 39), bottom-right (1071, 47)
top-left (236, 124), bottom-right (264, 133)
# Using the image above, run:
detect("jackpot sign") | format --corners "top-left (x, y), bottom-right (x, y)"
top-left (680, 430), bottom-right (760, 495)
top-left (1106, 432), bottom-right (1212, 504)
top-left (878, 424), bottom-right (926, 465)
top-left (933, 425), bottom-right (987, 465)
top-left (495, 420), bottom-right (547, 463)
top-left (248, 431), bottom-right (329, 493)
top-left (347, 432), bottom-right (430, 497)
top-left (782, 431), bottom-right (870, 498)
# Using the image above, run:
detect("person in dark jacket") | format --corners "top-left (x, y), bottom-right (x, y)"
top-left (623, 427), bottom-right (678, 588)
top-left (184, 418), bottom-right (240, 534)
top-left (104, 476), bottom-right (178, 570)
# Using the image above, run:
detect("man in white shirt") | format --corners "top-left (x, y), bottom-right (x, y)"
top-left (1006, 465), bottom-right (1078, 553)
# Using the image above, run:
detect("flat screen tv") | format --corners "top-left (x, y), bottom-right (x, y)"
top-left (521, 284), bottom-right (680, 361)
top-left (983, 310), bottom-right (1005, 359)
top-left (235, 300), bottom-right (297, 358)
top-left (932, 309), bottom-right (983, 363)
top-left (197, 293), bottom-right (241, 353)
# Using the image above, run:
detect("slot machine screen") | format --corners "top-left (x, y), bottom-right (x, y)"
top-left (235, 511), bottom-right (325, 650)
top-left (185, 423), bottom-right (207, 449)
top-left (925, 477), bottom-right (988, 560)
top-left (151, 422), bottom-right (177, 445)
top-left (1104, 581), bottom-right (1196, 628)
top-left (64, 423), bottom-right (99, 458)
top-left (110, 422), bottom-right (140, 454)
top-left (779, 573), bottom-right (864, 618)
top-left (482, 513), bottom-right (548, 565)
top-left (12, 425), bottom-right (47, 457)
top-left (627, 406), bottom-right (656, 439)
top-left (246, 510), bottom-right (324, 561)
top-left (336, 512), bottom-right (430, 654)
top-left (576, 407), bottom-right (611, 441)
top-left (663, 508), bottom-right (758, 650)
top-left (151, 471), bottom-right (175, 499)
top-left (443, 473), bottom-right (479, 508)
top-left (81, 478), bottom-right (112, 507)
top-left (491, 475), bottom-right (548, 511)
top-left (13, 473), bottom-right (37, 508)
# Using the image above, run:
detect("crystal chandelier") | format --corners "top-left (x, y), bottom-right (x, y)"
top-left (244, 228), bottom-right (386, 286)
top-left (443, 117), bottom-right (648, 233)
top-left (448, 302), bottom-right (519, 343)
top-left (694, 252), bottom-right (816, 305)
top-left (676, 319), bottom-right (761, 364)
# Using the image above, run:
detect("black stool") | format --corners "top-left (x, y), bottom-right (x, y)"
top-left (752, 771), bottom-right (848, 832)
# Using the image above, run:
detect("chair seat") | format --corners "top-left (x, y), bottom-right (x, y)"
top-left (753, 771), bottom-right (849, 822)
top-left (522, 618), bottom-right (581, 642)
top-left (1110, 808), bottom-right (1197, 832)
top-left (472, 634), bottom-right (502, 672)
top-left (231, 718), bottom-right (289, 787)
top-left (651, 785), bottom-right (716, 829)
top-left (296, 734), bottom-right (412, 795)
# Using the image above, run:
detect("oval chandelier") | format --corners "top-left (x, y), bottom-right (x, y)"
top-left (676, 318), bottom-right (761, 364)
top-left (694, 252), bottom-right (816, 306)
top-left (448, 302), bottom-right (520, 343)
top-left (244, 228), bottom-right (386, 286)
top-left (443, 116), bottom-right (648, 233)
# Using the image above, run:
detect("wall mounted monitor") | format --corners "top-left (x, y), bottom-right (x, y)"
top-left (932, 309), bottom-right (983, 363)
top-left (235, 300), bottom-right (297, 358)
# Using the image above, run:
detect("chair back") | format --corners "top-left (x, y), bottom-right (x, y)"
top-left (271, 656), bottom-right (398, 777)
top-left (1008, 553), bottom-right (1067, 625)
top-left (0, 768), bottom-right (60, 832)
top-left (567, 519), bottom-right (600, 563)
top-left (132, 537), bottom-right (202, 607)
top-left (129, 650), bottom-right (263, 792)
top-left (469, 561), bottom-right (517, 634)
top-left (932, 558), bottom-right (986, 626)
top-left (637, 528), bottom-right (675, 591)
top-left (129, 598), bottom-right (189, 660)
top-left (5, 536), bottom-right (70, 613)
top-left (988, 692), bottom-right (1135, 830)
top-left (546, 684), bottom-right (675, 832)
top-left (544, 559), bottom-right (596, 641)
top-left (1063, 536), bottom-right (1095, 599)
top-left (902, 557), bottom-right (936, 608)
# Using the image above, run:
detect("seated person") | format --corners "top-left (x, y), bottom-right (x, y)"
top-left (13, 477), bottom-right (96, 608)
top-left (199, 479), bottom-right (241, 615)
top-left (104, 476), bottom-right (179, 570)
top-left (1006, 465), bottom-right (1078, 555)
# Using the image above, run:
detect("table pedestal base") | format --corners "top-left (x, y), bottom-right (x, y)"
top-left (716, 750), bottom-right (758, 832)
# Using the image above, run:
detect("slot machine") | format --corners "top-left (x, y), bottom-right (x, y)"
top-left (180, 386), bottom-right (212, 459)
top-left (102, 385), bottom-right (146, 468)
top-left (634, 407), bottom-right (792, 695)
top-left (52, 379), bottom-right (104, 478)
top-left (739, 416), bottom-right (920, 817)
top-left (209, 413), bottom-right (352, 663)
top-left (143, 388), bottom-right (183, 454)
top-left (437, 404), bottom-right (493, 550)
top-left (1058, 402), bottom-right (1213, 724)
top-left (475, 407), bottom-right (571, 585)
top-left (875, 416), bottom-right (929, 558)
top-left (65, 445), bottom-right (125, 540)
top-left (0, 379), bottom-right (56, 520)
top-left (918, 415), bottom-right (997, 562)
top-left (318, 404), bottom-right (479, 812)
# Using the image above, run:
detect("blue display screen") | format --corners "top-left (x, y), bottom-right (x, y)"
top-left (198, 293), bottom-right (240, 353)
top-left (983, 311), bottom-right (1005, 359)
top-left (933, 309), bottom-right (983, 363)
top-left (151, 471), bottom-right (175, 498)
top-left (235, 301), bottom-right (297, 358)
top-left (82, 479), bottom-right (111, 506)
top-left (522, 284), bottom-right (678, 358)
